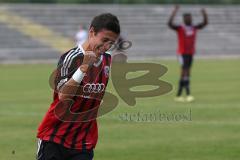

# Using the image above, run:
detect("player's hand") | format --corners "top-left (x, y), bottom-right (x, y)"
top-left (174, 5), bottom-right (180, 11)
top-left (80, 51), bottom-right (97, 72)
top-left (172, 5), bottom-right (179, 15)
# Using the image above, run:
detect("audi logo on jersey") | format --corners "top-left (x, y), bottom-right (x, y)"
top-left (83, 83), bottom-right (105, 93)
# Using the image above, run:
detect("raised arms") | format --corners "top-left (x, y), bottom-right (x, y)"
top-left (168, 5), bottom-right (180, 30)
top-left (195, 8), bottom-right (208, 29)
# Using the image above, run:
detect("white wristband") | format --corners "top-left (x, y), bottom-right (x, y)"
top-left (72, 68), bottom-right (86, 83)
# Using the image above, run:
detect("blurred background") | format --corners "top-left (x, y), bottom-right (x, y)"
top-left (0, 0), bottom-right (239, 160)
top-left (0, 0), bottom-right (240, 62)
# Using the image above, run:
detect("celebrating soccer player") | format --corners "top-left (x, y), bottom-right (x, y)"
top-left (36, 13), bottom-right (120, 160)
top-left (168, 5), bottom-right (208, 102)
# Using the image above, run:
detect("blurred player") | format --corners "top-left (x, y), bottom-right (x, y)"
top-left (168, 5), bottom-right (208, 102)
top-left (75, 25), bottom-right (88, 46)
top-left (36, 13), bottom-right (120, 160)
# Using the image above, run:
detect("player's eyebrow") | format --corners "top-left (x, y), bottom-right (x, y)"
top-left (103, 37), bottom-right (115, 44)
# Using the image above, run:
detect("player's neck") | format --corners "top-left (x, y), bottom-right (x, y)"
top-left (184, 23), bottom-right (192, 27)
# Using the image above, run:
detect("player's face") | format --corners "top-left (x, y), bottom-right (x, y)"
top-left (89, 28), bottom-right (119, 57)
top-left (184, 15), bottom-right (192, 26)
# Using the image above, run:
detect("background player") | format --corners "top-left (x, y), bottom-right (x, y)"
top-left (168, 5), bottom-right (208, 102)
top-left (75, 25), bottom-right (88, 46)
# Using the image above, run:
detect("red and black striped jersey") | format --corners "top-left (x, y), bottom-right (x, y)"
top-left (37, 46), bottom-right (111, 151)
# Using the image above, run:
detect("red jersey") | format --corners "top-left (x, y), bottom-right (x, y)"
top-left (176, 25), bottom-right (197, 55)
top-left (37, 46), bottom-right (111, 151)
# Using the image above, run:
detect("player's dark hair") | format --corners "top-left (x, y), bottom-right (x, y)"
top-left (183, 13), bottom-right (191, 17)
top-left (90, 13), bottom-right (120, 35)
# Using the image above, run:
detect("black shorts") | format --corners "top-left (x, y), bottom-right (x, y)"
top-left (36, 140), bottom-right (94, 160)
top-left (178, 54), bottom-right (193, 69)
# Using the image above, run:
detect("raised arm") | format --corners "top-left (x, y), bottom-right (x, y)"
top-left (58, 52), bottom-right (97, 101)
top-left (196, 8), bottom-right (208, 29)
top-left (168, 5), bottom-right (180, 30)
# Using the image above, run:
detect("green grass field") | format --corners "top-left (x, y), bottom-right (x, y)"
top-left (0, 58), bottom-right (240, 160)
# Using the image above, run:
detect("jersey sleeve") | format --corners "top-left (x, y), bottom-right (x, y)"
top-left (171, 24), bottom-right (181, 31)
top-left (55, 47), bottom-right (84, 91)
top-left (176, 25), bottom-right (181, 32)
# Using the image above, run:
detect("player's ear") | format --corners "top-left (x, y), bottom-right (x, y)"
top-left (89, 27), bottom-right (94, 38)
top-left (89, 27), bottom-right (97, 38)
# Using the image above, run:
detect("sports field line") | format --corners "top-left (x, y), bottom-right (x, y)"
top-left (0, 8), bottom-right (74, 53)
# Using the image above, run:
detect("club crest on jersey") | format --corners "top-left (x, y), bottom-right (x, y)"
top-left (104, 66), bottom-right (110, 78)
top-left (184, 26), bottom-right (194, 36)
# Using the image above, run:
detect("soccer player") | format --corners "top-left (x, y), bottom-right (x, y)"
top-left (75, 25), bottom-right (88, 46)
top-left (36, 13), bottom-right (120, 160)
top-left (168, 5), bottom-right (208, 102)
